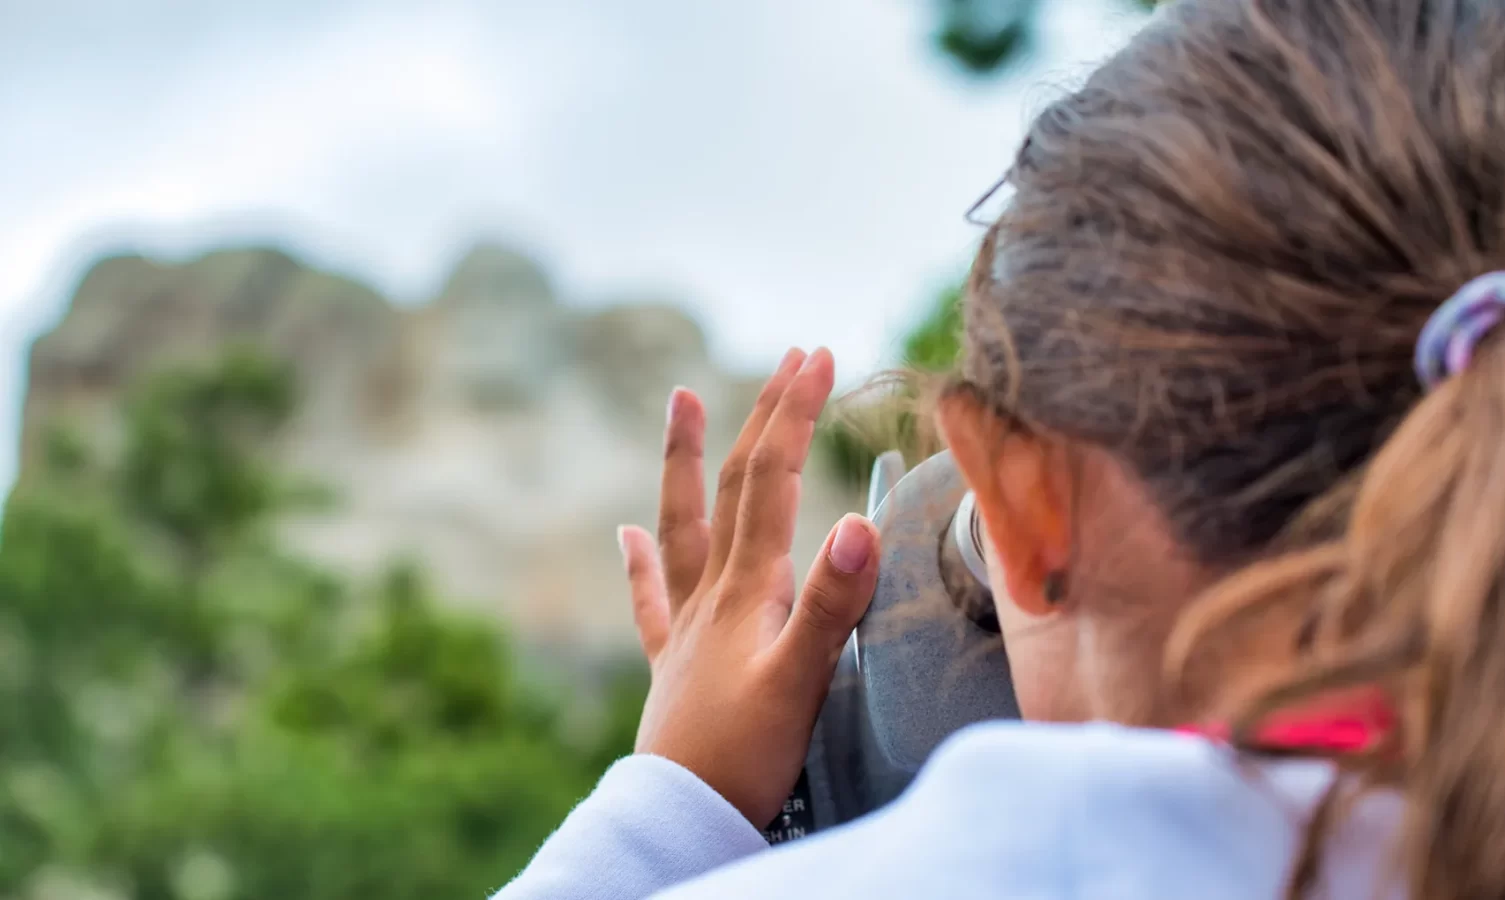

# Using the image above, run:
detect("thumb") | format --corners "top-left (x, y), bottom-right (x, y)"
top-left (775, 514), bottom-right (879, 682)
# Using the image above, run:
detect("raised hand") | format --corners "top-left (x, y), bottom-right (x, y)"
top-left (617, 347), bottom-right (880, 828)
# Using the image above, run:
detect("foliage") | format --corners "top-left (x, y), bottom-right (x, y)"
top-left (935, 0), bottom-right (1039, 74)
top-left (900, 285), bottom-right (965, 374)
top-left (0, 352), bottom-right (644, 900)
top-left (120, 348), bottom-right (294, 568)
top-left (816, 286), bottom-right (963, 487)
top-left (932, 0), bottom-right (1156, 75)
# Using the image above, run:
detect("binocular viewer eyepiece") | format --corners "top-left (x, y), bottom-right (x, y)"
top-left (762, 451), bottom-right (1020, 844)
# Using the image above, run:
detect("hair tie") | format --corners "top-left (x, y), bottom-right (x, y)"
top-left (1414, 272), bottom-right (1505, 390)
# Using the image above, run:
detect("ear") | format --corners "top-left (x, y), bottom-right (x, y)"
top-left (937, 388), bottom-right (1072, 617)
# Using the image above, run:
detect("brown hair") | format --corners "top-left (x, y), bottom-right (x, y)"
top-left (962, 0), bottom-right (1505, 897)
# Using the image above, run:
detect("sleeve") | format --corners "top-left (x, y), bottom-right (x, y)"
top-left (492, 754), bottom-right (770, 900)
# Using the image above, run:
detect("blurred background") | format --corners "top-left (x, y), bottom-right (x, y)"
top-left (0, 1), bottom-right (1145, 897)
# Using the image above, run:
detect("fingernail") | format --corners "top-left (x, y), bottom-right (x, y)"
top-left (616, 526), bottom-right (629, 560)
top-left (780, 348), bottom-right (804, 372)
top-left (799, 347), bottom-right (828, 373)
top-left (829, 515), bottom-right (872, 574)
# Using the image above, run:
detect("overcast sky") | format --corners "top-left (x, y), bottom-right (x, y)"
top-left (0, 0), bottom-right (1143, 492)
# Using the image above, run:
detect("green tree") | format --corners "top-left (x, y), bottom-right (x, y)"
top-left (87, 565), bottom-right (618, 900)
top-left (818, 286), bottom-right (962, 487)
top-left (933, 0), bottom-right (1156, 74)
top-left (120, 348), bottom-right (295, 572)
top-left (0, 351), bottom-right (644, 900)
top-left (900, 285), bottom-right (964, 373)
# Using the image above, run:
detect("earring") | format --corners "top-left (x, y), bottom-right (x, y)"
top-left (1042, 571), bottom-right (1066, 605)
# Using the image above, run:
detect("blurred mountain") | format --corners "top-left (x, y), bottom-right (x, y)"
top-left (20, 243), bottom-right (863, 655)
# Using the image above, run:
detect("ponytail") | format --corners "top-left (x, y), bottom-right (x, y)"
top-left (1169, 333), bottom-right (1505, 900)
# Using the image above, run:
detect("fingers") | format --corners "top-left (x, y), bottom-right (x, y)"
top-left (619, 525), bottom-right (670, 664)
top-left (771, 514), bottom-right (879, 685)
top-left (702, 348), bottom-right (807, 587)
top-left (727, 348), bottom-right (834, 580)
top-left (659, 388), bottom-right (709, 608)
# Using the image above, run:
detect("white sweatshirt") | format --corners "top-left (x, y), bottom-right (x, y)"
top-left (495, 721), bottom-right (1405, 899)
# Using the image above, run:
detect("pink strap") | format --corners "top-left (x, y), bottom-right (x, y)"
top-left (1176, 694), bottom-right (1394, 754)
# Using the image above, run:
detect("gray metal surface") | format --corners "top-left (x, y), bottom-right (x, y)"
top-left (767, 451), bottom-right (1019, 840)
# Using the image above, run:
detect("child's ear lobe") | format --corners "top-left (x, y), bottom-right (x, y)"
top-left (937, 391), bottom-right (1071, 618)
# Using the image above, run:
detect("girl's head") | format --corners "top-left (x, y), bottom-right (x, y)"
top-left (938, 0), bottom-right (1505, 893)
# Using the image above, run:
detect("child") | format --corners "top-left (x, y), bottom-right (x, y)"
top-left (499, 0), bottom-right (1504, 896)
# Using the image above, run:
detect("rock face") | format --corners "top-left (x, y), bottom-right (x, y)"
top-left (21, 244), bottom-right (863, 655)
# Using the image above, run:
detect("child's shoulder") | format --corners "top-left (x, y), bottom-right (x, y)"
top-left (666, 721), bottom-right (1402, 900)
top-left (905, 720), bottom-right (1399, 897)
top-left (919, 718), bottom-right (1332, 804)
